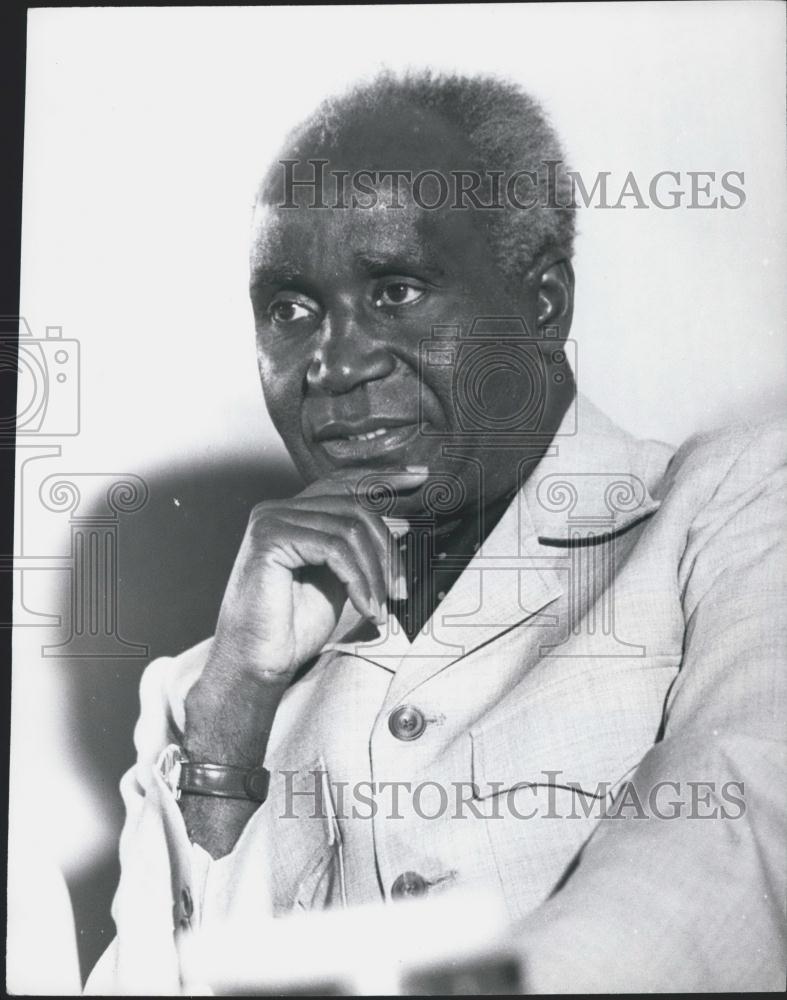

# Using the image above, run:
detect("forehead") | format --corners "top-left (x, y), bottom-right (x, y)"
top-left (250, 103), bottom-right (495, 280)
top-left (250, 199), bottom-right (460, 279)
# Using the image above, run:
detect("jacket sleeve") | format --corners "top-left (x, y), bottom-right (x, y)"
top-left (83, 640), bottom-right (274, 995)
top-left (514, 421), bottom-right (787, 992)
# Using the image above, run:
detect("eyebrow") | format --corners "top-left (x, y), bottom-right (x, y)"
top-left (249, 245), bottom-right (447, 291)
top-left (354, 249), bottom-right (446, 280)
top-left (248, 249), bottom-right (319, 295)
top-left (249, 262), bottom-right (302, 289)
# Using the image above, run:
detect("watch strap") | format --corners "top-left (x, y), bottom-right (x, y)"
top-left (178, 761), bottom-right (270, 803)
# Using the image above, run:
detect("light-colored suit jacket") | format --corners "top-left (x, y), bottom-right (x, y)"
top-left (85, 395), bottom-right (787, 993)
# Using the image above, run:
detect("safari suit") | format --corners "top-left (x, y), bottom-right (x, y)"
top-left (85, 394), bottom-right (787, 993)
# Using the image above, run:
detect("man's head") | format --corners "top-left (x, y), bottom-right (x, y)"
top-left (250, 70), bottom-right (576, 514)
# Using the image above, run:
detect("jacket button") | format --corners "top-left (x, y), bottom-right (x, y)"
top-left (391, 871), bottom-right (429, 899)
top-left (388, 704), bottom-right (426, 741)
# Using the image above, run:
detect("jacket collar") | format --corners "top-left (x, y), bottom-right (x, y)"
top-left (523, 393), bottom-right (663, 542)
top-left (323, 393), bottom-right (665, 684)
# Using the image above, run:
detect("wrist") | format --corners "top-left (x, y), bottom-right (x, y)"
top-left (184, 643), bottom-right (289, 767)
top-left (202, 630), bottom-right (295, 692)
top-left (199, 631), bottom-right (292, 698)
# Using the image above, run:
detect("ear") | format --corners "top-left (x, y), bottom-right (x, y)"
top-left (536, 257), bottom-right (574, 335)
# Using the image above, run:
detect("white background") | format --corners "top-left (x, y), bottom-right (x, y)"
top-left (11, 2), bottom-right (787, 991)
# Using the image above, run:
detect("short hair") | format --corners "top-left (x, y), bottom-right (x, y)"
top-left (271, 69), bottom-right (576, 281)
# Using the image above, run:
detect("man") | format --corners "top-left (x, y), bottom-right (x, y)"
top-left (86, 71), bottom-right (786, 993)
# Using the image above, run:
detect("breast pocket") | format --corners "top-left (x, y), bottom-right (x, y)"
top-left (468, 654), bottom-right (681, 919)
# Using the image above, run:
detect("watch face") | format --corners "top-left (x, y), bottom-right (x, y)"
top-left (244, 767), bottom-right (270, 802)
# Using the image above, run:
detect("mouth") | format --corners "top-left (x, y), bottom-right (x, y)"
top-left (313, 419), bottom-right (423, 464)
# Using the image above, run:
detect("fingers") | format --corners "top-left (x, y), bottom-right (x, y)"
top-left (273, 509), bottom-right (389, 614)
top-left (296, 466), bottom-right (427, 600)
top-left (249, 466), bottom-right (427, 621)
top-left (265, 524), bottom-right (382, 624)
top-left (280, 496), bottom-right (406, 601)
top-left (298, 465), bottom-right (429, 500)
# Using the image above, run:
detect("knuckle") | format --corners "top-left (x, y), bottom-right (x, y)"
top-left (328, 536), bottom-right (353, 563)
top-left (250, 500), bottom-right (276, 522)
top-left (346, 520), bottom-right (366, 546)
top-left (248, 514), bottom-right (287, 553)
top-left (332, 512), bottom-right (353, 532)
top-left (249, 508), bottom-right (278, 534)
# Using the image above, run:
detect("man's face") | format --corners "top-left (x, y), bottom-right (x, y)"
top-left (250, 108), bottom-right (559, 513)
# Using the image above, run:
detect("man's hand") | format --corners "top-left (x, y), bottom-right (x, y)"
top-left (180, 465), bottom-right (427, 858)
top-left (205, 464), bottom-right (427, 684)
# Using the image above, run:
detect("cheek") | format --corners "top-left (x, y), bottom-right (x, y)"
top-left (424, 365), bottom-right (458, 420)
top-left (258, 350), bottom-right (305, 437)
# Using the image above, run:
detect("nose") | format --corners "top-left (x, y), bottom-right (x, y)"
top-left (306, 310), bottom-right (395, 395)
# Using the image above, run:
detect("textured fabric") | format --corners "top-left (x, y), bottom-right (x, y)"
top-left (84, 395), bottom-right (787, 994)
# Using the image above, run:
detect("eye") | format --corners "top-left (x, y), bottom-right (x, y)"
top-left (373, 280), bottom-right (426, 309)
top-left (267, 296), bottom-right (319, 325)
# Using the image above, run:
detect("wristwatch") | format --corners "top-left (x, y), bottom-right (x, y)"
top-left (176, 751), bottom-right (270, 804)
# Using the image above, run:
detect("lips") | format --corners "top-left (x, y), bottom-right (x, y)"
top-left (313, 417), bottom-right (417, 442)
top-left (312, 418), bottom-right (423, 464)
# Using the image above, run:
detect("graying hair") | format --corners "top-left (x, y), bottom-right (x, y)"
top-left (272, 69), bottom-right (576, 280)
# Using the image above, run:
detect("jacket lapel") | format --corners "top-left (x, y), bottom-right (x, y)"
top-left (525, 394), bottom-right (664, 543)
top-left (325, 394), bottom-right (663, 697)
